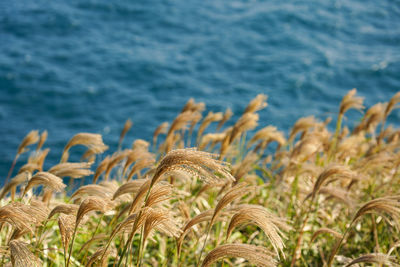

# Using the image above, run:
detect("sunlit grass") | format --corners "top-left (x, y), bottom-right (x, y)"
top-left (1, 90), bottom-right (400, 266)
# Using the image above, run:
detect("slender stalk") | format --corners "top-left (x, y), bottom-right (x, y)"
top-left (82, 215), bottom-right (104, 265)
top-left (371, 213), bottom-right (383, 267)
top-left (328, 113), bottom-right (343, 161)
top-left (377, 114), bottom-right (388, 146)
top-left (117, 218), bottom-right (138, 267)
top-left (290, 186), bottom-right (314, 267)
top-left (327, 221), bottom-right (353, 267)
top-left (117, 186), bottom-right (153, 267)
top-left (196, 224), bottom-right (211, 267)
top-left (125, 241), bottom-right (131, 267)
top-left (63, 241), bottom-right (67, 267)
top-left (172, 239), bottom-right (179, 267)
top-left (318, 246), bottom-right (327, 266)
top-left (240, 132), bottom-right (247, 159)
top-left (290, 210), bottom-right (311, 267)
top-left (66, 225), bottom-right (78, 267)
top-left (136, 232), bottom-right (145, 267)
top-left (388, 165), bottom-right (399, 193)
top-left (179, 227), bottom-right (202, 267)
top-left (5, 154), bottom-right (19, 185)
top-left (214, 221), bottom-right (222, 247)
top-left (35, 219), bottom-right (50, 256)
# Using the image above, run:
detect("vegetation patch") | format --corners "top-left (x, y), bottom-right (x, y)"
top-left (1, 90), bottom-right (400, 266)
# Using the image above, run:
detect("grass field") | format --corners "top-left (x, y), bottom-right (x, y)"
top-left (1, 89), bottom-right (400, 266)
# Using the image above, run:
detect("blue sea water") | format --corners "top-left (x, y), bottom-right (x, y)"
top-left (1, 0), bottom-right (400, 183)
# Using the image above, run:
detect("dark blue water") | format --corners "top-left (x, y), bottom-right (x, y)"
top-left (1, 0), bottom-right (400, 182)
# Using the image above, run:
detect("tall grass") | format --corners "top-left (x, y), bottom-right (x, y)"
top-left (1, 90), bottom-right (400, 266)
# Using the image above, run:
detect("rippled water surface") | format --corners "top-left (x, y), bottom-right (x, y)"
top-left (1, 0), bottom-right (400, 181)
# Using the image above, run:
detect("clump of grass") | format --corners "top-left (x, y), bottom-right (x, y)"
top-left (1, 90), bottom-right (400, 266)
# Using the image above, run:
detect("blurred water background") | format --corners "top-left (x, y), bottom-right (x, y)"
top-left (1, 0), bottom-right (400, 183)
